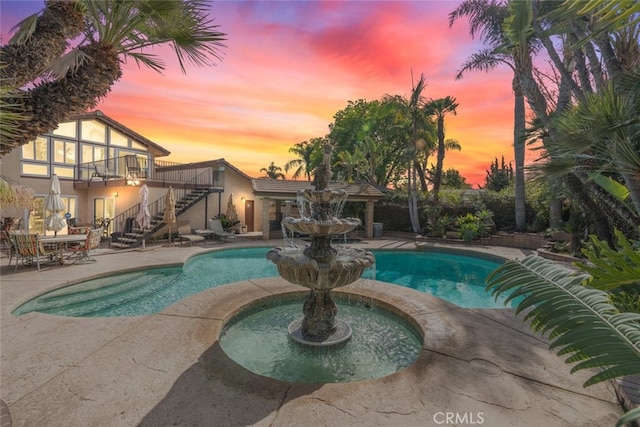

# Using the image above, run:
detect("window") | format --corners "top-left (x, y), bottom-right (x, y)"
top-left (52, 121), bottom-right (77, 138)
top-left (80, 120), bottom-right (106, 143)
top-left (22, 137), bottom-right (48, 161)
top-left (131, 140), bottom-right (146, 150)
top-left (110, 129), bottom-right (128, 147)
top-left (52, 166), bottom-right (75, 178)
top-left (53, 139), bottom-right (76, 164)
top-left (81, 144), bottom-right (106, 163)
top-left (22, 163), bottom-right (48, 176)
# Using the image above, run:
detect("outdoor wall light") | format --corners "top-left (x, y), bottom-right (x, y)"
top-left (126, 179), bottom-right (139, 187)
top-left (113, 192), bottom-right (119, 198)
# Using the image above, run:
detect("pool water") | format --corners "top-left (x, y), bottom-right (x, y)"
top-left (219, 296), bottom-right (423, 383)
top-left (12, 247), bottom-right (510, 317)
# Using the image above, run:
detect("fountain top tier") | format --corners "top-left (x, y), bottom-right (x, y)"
top-left (282, 144), bottom-right (361, 239)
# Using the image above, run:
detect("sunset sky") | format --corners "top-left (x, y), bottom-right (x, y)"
top-left (2, 0), bottom-right (527, 187)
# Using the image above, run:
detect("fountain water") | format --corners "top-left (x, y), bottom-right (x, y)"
top-left (267, 144), bottom-right (375, 346)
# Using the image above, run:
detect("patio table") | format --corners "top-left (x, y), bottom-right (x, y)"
top-left (38, 234), bottom-right (88, 265)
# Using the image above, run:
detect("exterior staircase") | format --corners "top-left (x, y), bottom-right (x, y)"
top-left (110, 188), bottom-right (210, 249)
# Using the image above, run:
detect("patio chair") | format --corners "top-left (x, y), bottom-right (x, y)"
top-left (2, 230), bottom-right (16, 268)
top-left (66, 228), bottom-right (103, 264)
top-left (208, 219), bottom-right (236, 243)
top-left (177, 220), bottom-right (205, 246)
top-left (125, 155), bottom-right (145, 181)
top-left (11, 233), bottom-right (58, 271)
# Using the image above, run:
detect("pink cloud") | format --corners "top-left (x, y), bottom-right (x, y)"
top-left (4, 0), bottom-right (528, 186)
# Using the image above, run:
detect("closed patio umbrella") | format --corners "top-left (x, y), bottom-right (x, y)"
top-left (44, 174), bottom-right (66, 235)
top-left (136, 185), bottom-right (151, 249)
top-left (163, 186), bottom-right (176, 245)
top-left (226, 193), bottom-right (238, 227)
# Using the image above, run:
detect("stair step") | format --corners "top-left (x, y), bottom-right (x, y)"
top-left (110, 187), bottom-right (209, 250)
top-left (36, 272), bottom-right (179, 317)
top-left (110, 242), bottom-right (130, 248)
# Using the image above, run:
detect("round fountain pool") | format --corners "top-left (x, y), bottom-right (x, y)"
top-left (219, 293), bottom-right (423, 383)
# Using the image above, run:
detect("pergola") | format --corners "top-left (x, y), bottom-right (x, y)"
top-left (251, 179), bottom-right (384, 239)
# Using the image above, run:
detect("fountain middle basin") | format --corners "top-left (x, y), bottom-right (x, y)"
top-left (219, 292), bottom-right (423, 383)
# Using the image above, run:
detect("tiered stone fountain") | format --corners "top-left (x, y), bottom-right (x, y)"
top-left (267, 144), bottom-right (375, 346)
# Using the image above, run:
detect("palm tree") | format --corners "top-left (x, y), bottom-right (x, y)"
top-left (285, 139), bottom-right (320, 181)
top-left (382, 73), bottom-right (433, 234)
top-left (535, 73), bottom-right (640, 231)
top-left (2, 0), bottom-right (226, 154)
top-left (260, 162), bottom-right (285, 180)
top-left (1, 0), bottom-right (85, 89)
top-left (449, 0), bottom-right (529, 230)
top-left (526, 1), bottom-right (640, 242)
top-left (333, 149), bottom-right (364, 183)
top-left (425, 96), bottom-right (459, 201)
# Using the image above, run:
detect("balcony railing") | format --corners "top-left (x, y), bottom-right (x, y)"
top-left (76, 156), bottom-right (225, 189)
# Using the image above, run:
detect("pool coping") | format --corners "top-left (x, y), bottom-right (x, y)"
top-left (0, 238), bottom-right (623, 426)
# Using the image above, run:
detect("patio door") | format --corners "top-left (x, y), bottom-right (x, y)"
top-left (94, 197), bottom-right (115, 234)
top-left (28, 195), bottom-right (76, 234)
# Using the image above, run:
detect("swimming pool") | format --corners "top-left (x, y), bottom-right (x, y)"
top-left (12, 247), bottom-right (511, 317)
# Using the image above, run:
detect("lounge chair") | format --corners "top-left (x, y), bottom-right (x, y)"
top-left (91, 163), bottom-right (118, 181)
top-left (66, 228), bottom-right (102, 264)
top-left (177, 220), bottom-right (205, 246)
top-left (208, 219), bottom-right (236, 242)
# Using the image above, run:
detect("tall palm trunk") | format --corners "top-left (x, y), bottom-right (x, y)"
top-left (432, 116), bottom-right (446, 200)
top-left (12, 43), bottom-right (122, 146)
top-left (415, 160), bottom-right (428, 192)
top-left (565, 174), bottom-right (615, 247)
top-left (407, 160), bottom-right (420, 234)
top-left (1, 0), bottom-right (85, 88)
top-left (513, 79), bottom-right (527, 230)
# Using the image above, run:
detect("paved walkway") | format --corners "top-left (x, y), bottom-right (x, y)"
top-left (0, 238), bottom-right (623, 426)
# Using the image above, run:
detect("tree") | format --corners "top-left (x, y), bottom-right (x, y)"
top-left (449, 0), bottom-right (529, 230)
top-left (440, 167), bottom-right (472, 190)
top-left (425, 96), bottom-right (459, 201)
top-left (285, 139), bottom-right (322, 181)
top-left (484, 156), bottom-right (513, 192)
top-left (260, 162), bottom-right (285, 180)
top-left (382, 73), bottom-right (434, 233)
top-left (333, 147), bottom-right (364, 183)
top-left (329, 99), bottom-right (407, 188)
top-left (1, 0), bottom-right (226, 155)
top-left (524, 0), bottom-right (640, 243)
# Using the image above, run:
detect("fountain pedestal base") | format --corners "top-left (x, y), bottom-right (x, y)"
top-left (288, 318), bottom-right (352, 347)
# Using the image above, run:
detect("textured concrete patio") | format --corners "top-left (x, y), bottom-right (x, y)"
top-left (0, 238), bottom-right (622, 426)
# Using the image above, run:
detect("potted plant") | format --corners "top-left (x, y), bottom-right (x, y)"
top-left (215, 214), bottom-right (240, 232)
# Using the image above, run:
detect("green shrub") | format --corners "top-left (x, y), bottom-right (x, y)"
top-left (459, 222), bottom-right (480, 241)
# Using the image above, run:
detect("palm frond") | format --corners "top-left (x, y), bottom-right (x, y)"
top-left (8, 13), bottom-right (39, 45)
top-left (42, 49), bottom-right (91, 81)
top-left (486, 255), bottom-right (640, 387)
top-left (616, 406), bottom-right (640, 427)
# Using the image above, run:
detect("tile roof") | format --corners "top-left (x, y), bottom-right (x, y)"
top-left (251, 179), bottom-right (384, 200)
